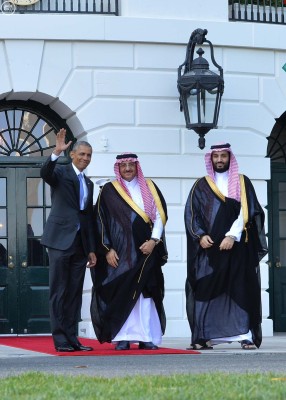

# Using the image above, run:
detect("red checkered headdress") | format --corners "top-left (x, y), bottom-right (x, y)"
top-left (204, 143), bottom-right (240, 201)
top-left (114, 153), bottom-right (157, 222)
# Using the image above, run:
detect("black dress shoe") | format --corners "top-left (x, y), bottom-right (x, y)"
top-left (115, 341), bottom-right (130, 350)
top-left (138, 341), bottom-right (158, 350)
top-left (55, 344), bottom-right (75, 352)
top-left (72, 343), bottom-right (93, 351)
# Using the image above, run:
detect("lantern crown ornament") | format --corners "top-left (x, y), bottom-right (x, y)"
top-left (177, 28), bottom-right (224, 149)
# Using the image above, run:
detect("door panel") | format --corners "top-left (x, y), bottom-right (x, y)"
top-left (0, 167), bottom-right (50, 334)
top-left (0, 169), bottom-right (17, 334)
top-left (269, 167), bottom-right (286, 331)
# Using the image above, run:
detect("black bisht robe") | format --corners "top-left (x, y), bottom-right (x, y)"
top-left (90, 180), bottom-right (168, 344)
top-left (184, 175), bottom-right (268, 348)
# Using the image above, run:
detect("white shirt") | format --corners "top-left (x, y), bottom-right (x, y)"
top-left (72, 165), bottom-right (88, 209)
top-left (51, 153), bottom-right (88, 208)
top-left (123, 177), bottom-right (163, 240)
top-left (214, 171), bottom-right (243, 241)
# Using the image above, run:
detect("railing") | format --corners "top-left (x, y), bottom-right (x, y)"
top-left (229, 0), bottom-right (286, 24)
top-left (0, 0), bottom-right (118, 14)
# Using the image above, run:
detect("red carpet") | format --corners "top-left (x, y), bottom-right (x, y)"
top-left (0, 336), bottom-right (199, 356)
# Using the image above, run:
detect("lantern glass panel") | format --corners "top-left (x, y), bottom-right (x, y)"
top-left (186, 89), bottom-right (216, 126)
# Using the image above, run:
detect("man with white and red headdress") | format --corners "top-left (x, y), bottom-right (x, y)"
top-left (91, 153), bottom-right (168, 350)
top-left (184, 143), bottom-right (268, 350)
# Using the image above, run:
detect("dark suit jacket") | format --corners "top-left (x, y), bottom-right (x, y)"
top-left (40, 156), bottom-right (95, 255)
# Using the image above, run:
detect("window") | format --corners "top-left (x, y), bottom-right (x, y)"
top-left (0, 100), bottom-right (74, 157)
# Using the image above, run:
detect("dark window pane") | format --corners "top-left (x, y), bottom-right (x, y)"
top-left (0, 178), bottom-right (6, 206)
top-left (45, 183), bottom-right (51, 206)
top-left (0, 210), bottom-right (6, 236)
top-left (280, 211), bottom-right (286, 237)
top-left (0, 239), bottom-right (7, 266)
top-left (279, 183), bottom-right (286, 209)
top-left (27, 178), bottom-right (43, 206)
top-left (280, 240), bottom-right (286, 266)
top-left (27, 209), bottom-right (43, 237)
top-left (28, 238), bottom-right (49, 267)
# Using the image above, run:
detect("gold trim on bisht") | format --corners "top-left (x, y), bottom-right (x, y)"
top-left (146, 179), bottom-right (167, 226)
top-left (189, 178), bottom-right (201, 239)
top-left (201, 175), bottom-right (249, 242)
top-left (97, 188), bottom-right (110, 252)
top-left (239, 174), bottom-right (249, 242)
top-left (205, 176), bottom-right (225, 202)
top-left (112, 181), bottom-right (151, 224)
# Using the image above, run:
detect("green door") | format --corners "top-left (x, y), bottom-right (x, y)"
top-left (268, 164), bottom-right (286, 331)
top-left (0, 166), bottom-right (50, 334)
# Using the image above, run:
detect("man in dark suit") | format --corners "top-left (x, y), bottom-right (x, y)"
top-left (41, 128), bottom-right (97, 352)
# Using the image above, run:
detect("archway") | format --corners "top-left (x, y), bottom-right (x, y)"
top-left (0, 99), bottom-right (75, 335)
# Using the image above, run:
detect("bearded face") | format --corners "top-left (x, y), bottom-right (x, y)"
top-left (211, 150), bottom-right (230, 173)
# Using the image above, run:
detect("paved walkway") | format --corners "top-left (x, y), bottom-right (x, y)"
top-left (0, 334), bottom-right (285, 377)
top-left (0, 333), bottom-right (285, 358)
top-left (163, 333), bottom-right (286, 353)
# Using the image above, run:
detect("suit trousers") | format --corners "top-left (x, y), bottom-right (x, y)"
top-left (48, 231), bottom-right (87, 348)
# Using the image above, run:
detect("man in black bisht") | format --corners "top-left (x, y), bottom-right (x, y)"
top-left (184, 143), bottom-right (268, 350)
top-left (91, 153), bottom-right (168, 350)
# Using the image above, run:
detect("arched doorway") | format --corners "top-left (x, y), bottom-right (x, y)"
top-left (267, 112), bottom-right (286, 332)
top-left (0, 100), bottom-right (74, 335)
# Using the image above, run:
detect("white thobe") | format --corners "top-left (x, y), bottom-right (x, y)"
top-left (113, 177), bottom-right (163, 345)
top-left (210, 171), bottom-right (252, 345)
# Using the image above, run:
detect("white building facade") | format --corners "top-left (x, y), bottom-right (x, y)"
top-left (1, 0), bottom-right (285, 338)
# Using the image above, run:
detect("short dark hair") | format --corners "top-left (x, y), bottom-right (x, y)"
top-left (72, 141), bottom-right (92, 151)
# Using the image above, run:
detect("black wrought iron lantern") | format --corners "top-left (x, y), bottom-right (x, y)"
top-left (177, 28), bottom-right (224, 149)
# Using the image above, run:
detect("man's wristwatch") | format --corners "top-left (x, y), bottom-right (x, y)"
top-left (226, 235), bottom-right (236, 240)
top-left (150, 237), bottom-right (160, 245)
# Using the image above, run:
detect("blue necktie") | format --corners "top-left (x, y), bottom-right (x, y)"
top-left (78, 173), bottom-right (85, 210)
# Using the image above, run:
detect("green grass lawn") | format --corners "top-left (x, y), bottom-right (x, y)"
top-left (1, 372), bottom-right (286, 400)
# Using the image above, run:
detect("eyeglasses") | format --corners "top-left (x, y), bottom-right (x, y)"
top-left (119, 162), bottom-right (136, 169)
